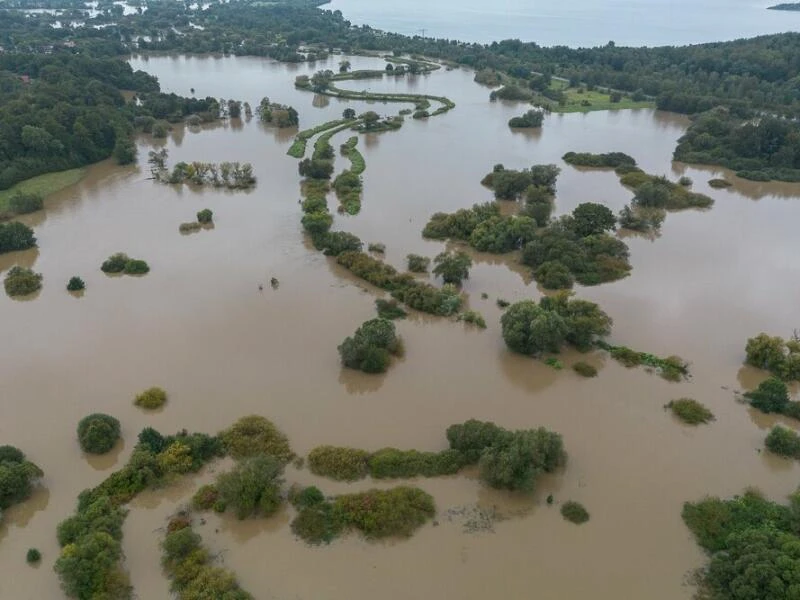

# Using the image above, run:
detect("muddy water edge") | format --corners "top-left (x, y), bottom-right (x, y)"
top-left (1, 53), bottom-right (800, 599)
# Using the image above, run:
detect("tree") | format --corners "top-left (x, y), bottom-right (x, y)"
top-left (66, 277), bottom-right (85, 292)
top-left (745, 333), bottom-right (788, 373)
top-left (765, 426), bottom-right (800, 458)
top-left (361, 111), bottom-right (380, 129)
top-left (432, 251), bottom-right (472, 286)
top-left (77, 413), bottom-right (121, 454)
top-left (215, 455), bottom-right (284, 519)
top-left (745, 377), bottom-right (790, 414)
top-left (310, 70), bottom-right (333, 92)
top-left (0, 222), bottom-right (37, 254)
top-left (339, 60), bottom-right (351, 73)
top-left (196, 209), bottom-right (213, 224)
top-left (0, 446), bottom-right (43, 510)
top-left (343, 108), bottom-right (356, 119)
top-left (570, 202), bottom-right (616, 237)
top-left (500, 300), bottom-right (568, 355)
top-left (478, 428), bottom-right (566, 491)
top-left (338, 318), bottom-right (402, 374)
top-left (534, 260), bottom-right (574, 289)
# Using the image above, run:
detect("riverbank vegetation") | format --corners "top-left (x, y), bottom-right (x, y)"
top-left (509, 110), bottom-right (544, 128)
top-left (0, 445), bottom-right (43, 522)
top-left (149, 149), bottom-right (256, 189)
top-left (597, 341), bottom-right (690, 381)
top-left (0, 169), bottom-right (84, 218)
top-left (4, 265), bottom-right (42, 297)
top-left (0, 221), bottom-right (36, 254)
top-left (744, 332), bottom-right (800, 381)
top-left (258, 97), bottom-right (299, 128)
top-left (665, 398), bottom-right (715, 425)
top-left (161, 515), bottom-right (253, 599)
top-left (765, 426), bottom-right (800, 458)
top-left (563, 152), bottom-right (637, 169)
top-left (338, 318), bottom-right (403, 374)
top-left (742, 377), bottom-right (800, 419)
top-left (55, 426), bottom-right (225, 598)
top-left (674, 108), bottom-right (800, 182)
top-left (682, 488), bottom-right (800, 599)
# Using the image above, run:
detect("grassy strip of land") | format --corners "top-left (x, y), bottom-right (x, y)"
top-left (540, 83), bottom-right (654, 113)
top-left (596, 340), bottom-right (689, 381)
top-left (312, 121), bottom-right (360, 161)
top-left (0, 167), bottom-right (85, 216)
top-left (287, 118), bottom-right (356, 158)
top-left (340, 136), bottom-right (365, 175)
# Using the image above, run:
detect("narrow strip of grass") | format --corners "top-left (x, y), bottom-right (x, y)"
top-left (288, 118), bottom-right (356, 158)
top-left (0, 167), bottom-right (86, 213)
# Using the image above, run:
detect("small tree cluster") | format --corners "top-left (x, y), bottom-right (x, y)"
top-left (744, 377), bottom-right (800, 418)
top-left (745, 332), bottom-right (800, 381)
top-left (0, 222), bottom-right (36, 254)
top-left (100, 253), bottom-right (150, 275)
top-left (666, 398), bottom-right (715, 425)
top-left (338, 318), bottom-right (403, 374)
top-left (4, 266), bottom-right (42, 297)
top-left (508, 109), bottom-right (544, 128)
top-left (432, 251), bottom-right (472, 286)
top-left (219, 415), bottom-right (294, 462)
top-left (0, 445), bottom-right (43, 514)
top-left (77, 413), bottom-right (121, 454)
top-left (214, 455), bottom-right (284, 519)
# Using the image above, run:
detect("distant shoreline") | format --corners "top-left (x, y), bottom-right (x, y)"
top-left (767, 3), bottom-right (800, 10)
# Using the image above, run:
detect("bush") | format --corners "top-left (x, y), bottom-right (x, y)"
top-left (307, 446), bottom-right (370, 481)
top-left (375, 298), bottom-right (407, 320)
top-left (0, 222), bottom-right (37, 254)
top-left (368, 242), bottom-right (386, 254)
top-left (134, 387), bottom-right (168, 410)
top-left (4, 266), bottom-right (42, 297)
top-left (215, 455), bottom-right (284, 519)
top-left (666, 398), bottom-right (714, 425)
top-left (678, 176), bottom-right (693, 186)
top-left (508, 110), bottom-right (544, 128)
top-left (765, 426), bottom-right (800, 458)
top-left (708, 178), bottom-right (732, 188)
top-left (573, 362), bottom-right (597, 377)
top-left (562, 152), bottom-right (637, 169)
top-left (219, 415), bottom-right (293, 462)
top-left (179, 222), bottom-right (202, 233)
top-left (534, 260), bottom-right (574, 289)
top-left (123, 259), bottom-right (149, 275)
top-left (458, 310), bottom-right (487, 328)
top-left (9, 192), bottom-right (43, 215)
top-left (289, 485), bottom-right (325, 509)
top-left (338, 318), bottom-right (402, 374)
top-left (192, 484), bottom-right (219, 511)
top-left (291, 500), bottom-right (343, 545)
top-left (744, 377), bottom-right (790, 414)
top-left (368, 448), bottom-right (465, 478)
top-left (196, 208), bottom-right (213, 223)
top-left (561, 501), bottom-right (590, 524)
top-left (333, 486), bottom-right (435, 538)
top-left (66, 276), bottom-right (85, 292)
top-left (407, 254), bottom-right (430, 272)
top-left (100, 253), bottom-right (129, 273)
top-left (77, 413), bottom-right (121, 454)
top-left (26, 548), bottom-right (41, 564)
top-left (501, 300), bottom-right (568, 355)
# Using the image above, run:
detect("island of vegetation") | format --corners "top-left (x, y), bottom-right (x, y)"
top-left (100, 253), bottom-right (150, 276)
top-left (665, 398), bottom-right (715, 425)
top-left (768, 3), bottom-right (800, 10)
top-left (4, 265), bottom-right (42, 297)
top-left (744, 331), bottom-right (800, 381)
top-left (77, 413), bottom-right (120, 454)
top-left (0, 221), bottom-right (36, 255)
top-left (338, 318), bottom-right (404, 374)
top-left (148, 149), bottom-right (256, 189)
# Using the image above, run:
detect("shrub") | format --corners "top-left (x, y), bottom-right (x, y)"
top-left (66, 276), bottom-right (85, 292)
top-left (123, 259), bottom-right (149, 275)
top-left (496, 298), bottom-right (510, 308)
top-left (609, 346), bottom-right (642, 367)
top-left (77, 413), bottom-right (121, 454)
top-left (508, 110), bottom-right (544, 128)
top-left (179, 221), bottom-right (202, 233)
top-left (192, 484), bottom-right (219, 511)
top-left (291, 500), bottom-right (343, 545)
top-left (26, 548), bottom-right (41, 564)
top-left (100, 253), bottom-right (129, 273)
top-left (407, 254), bottom-right (430, 272)
top-left (678, 176), bottom-right (693, 186)
top-left (316, 231), bottom-right (363, 256)
top-left (215, 455), bottom-right (284, 519)
top-left (573, 362), bottom-right (597, 377)
top-left (134, 387), bottom-right (167, 409)
top-left (0, 221), bottom-right (36, 253)
top-left (666, 398), bottom-right (714, 425)
top-left (744, 377), bottom-right (790, 414)
top-left (458, 310), bottom-right (487, 328)
top-left (375, 298), bottom-right (407, 320)
top-left (333, 486), bottom-right (435, 538)
top-left (219, 415), bottom-right (293, 462)
top-left (4, 266), bottom-right (42, 296)
top-left (534, 260), bottom-right (574, 289)
top-left (501, 300), bottom-right (569, 355)
top-left (289, 485), bottom-right (325, 509)
top-left (368, 242), bottom-right (386, 253)
top-left (765, 426), bottom-right (800, 458)
top-left (368, 448), bottom-right (465, 478)
top-left (9, 192), bottom-right (43, 215)
top-left (561, 501), bottom-right (590, 524)
top-left (197, 209), bottom-right (213, 223)
top-left (307, 446), bottom-right (370, 481)
top-left (338, 318), bottom-right (402, 374)
top-left (708, 178), bottom-right (732, 188)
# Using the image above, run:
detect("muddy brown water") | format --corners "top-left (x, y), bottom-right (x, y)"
top-left (1, 53), bottom-right (800, 599)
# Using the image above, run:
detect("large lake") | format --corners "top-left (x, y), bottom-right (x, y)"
top-left (324, 0), bottom-right (798, 46)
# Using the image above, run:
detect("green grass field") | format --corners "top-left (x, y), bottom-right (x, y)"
top-left (0, 168), bottom-right (86, 213)
top-left (540, 81), bottom-right (654, 113)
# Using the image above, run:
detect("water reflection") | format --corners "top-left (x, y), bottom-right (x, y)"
top-left (0, 248), bottom-right (39, 273)
top-left (312, 94), bottom-right (330, 108)
top-left (85, 437), bottom-right (126, 471)
top-left (338, 368), bottom-right (387, 394)
top-left (218, 504), bottom-right (290, 542)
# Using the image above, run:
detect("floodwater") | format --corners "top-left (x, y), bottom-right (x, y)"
top-left (1, 53), bottom-right (800, 599)
top-left (323, 0), bottom-right (798, 47)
